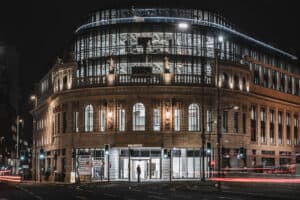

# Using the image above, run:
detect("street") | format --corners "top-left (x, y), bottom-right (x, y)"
top-left (1, 180), bottom-right (299, 200)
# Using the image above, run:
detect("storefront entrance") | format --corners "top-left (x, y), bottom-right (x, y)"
top-left (131, 159), bottom-right (150, 181)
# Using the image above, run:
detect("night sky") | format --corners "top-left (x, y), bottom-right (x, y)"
top-left (0, 0), bottom-right (300, 110)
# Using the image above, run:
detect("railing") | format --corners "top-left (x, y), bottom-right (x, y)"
top-left (38, 74), bottom-right (217, 99)
top-left (116, 74), bottom-right (161, 85)
top-left (74, 75), bottom-right (106, 88)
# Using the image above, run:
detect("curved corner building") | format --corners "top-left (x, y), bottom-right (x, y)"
top-left (32, 7), bottom-right (300, 182)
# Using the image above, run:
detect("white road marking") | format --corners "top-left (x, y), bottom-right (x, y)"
top-left (104, 193), bottom-right (117, 198)
top-left (75, 196), bottom-right (88, 200)
top-left (147, 195), bottom-right (168, 200)
top-left (147, 191), bottom-right (164, 195)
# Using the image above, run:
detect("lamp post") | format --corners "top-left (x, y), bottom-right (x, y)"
top-left (15, 116), bottom-right (23, 174)
top-left (30, 94), bottom-right (37, 181)
top-left (215, 35), bottom-right (223, 190)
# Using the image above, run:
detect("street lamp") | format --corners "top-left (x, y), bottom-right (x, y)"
top-left (215, 34), bottom-right (223, 190)
top-left (15, 116), bottom-right (23, 174)
top-left (30, 95), bottom-right (37, 108)
top-left (30, 94), bottom-right (38, 181)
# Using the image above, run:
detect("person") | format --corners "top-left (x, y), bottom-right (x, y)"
top-left (136, 165), bottom-right (141, 183)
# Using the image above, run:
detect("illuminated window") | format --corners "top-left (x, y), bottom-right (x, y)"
top-left (188, 104), bottom-right (200, 131)
top-left (133, 103), bottom-right (145, 131)
top-left (118, 108), bottom-right (125, 131)
top-left (85, 104), bottom-right (93, 132)
top-left (99, 110), bottom-right (105, 132)
top-left (174, 109), bottom-right (181, 131)
top-left (153, 108), bottom-right (160, 131)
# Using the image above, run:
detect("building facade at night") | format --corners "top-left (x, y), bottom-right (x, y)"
top-left (32, 7), bottom-right (300, 182)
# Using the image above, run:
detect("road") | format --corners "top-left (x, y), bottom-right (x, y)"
top-left (0, 180), bottom-right (299, 200)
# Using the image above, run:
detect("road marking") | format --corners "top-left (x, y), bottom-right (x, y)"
top-left (75, 196), bottom-right (88, 200)
top-left (14, 185), bottom-right (43, 200)
top-left (104, 193), bottom-right (117, 198)
top-left (218, 197), bottom-right (233, 200)
top-left (130, 189), bottom-right (142, 192)
top-left (147, 191), bottom-right (164, 195)
top-left (147, 195), bottom-right (168, 200)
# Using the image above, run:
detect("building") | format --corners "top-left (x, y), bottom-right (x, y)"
top-left (31, 7), bottom-right (299, 182)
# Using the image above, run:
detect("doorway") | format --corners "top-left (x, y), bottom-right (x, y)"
top-left (131, 159), bottom-right (150, 181)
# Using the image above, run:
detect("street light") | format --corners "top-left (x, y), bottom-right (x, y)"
top-left (30, 95), bottom-right (37, 108)
top-left (178, 22), bottom-right (189, 30)
top-left (15, 116), bottom-right (23, 174)
top-left (215, 34), bottom-right (223, 190)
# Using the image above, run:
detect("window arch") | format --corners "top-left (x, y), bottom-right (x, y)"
top-left (188, 104), bottom-right (200, 131)
top-left (234, 75), bottom-right (239, 90)
top-left (222, 73), bottom-right (229, 88)
top-left (85, 104), bottom-right (93, 132)
top-left (133, 103), bottom-right (145, 131)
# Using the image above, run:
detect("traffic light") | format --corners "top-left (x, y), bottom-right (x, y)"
top-left (20, 151), bottom-right (25, 161)
top-left (39, 148), bottom-right (45, 159)
top-left (104, 144), bottom-right (110, 155)
top-left (206, 142), bottom-right (211, 155)
top-left (163, 149), bottom-right (170, 158)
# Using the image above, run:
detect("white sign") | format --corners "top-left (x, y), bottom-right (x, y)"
top-left (70, 172), bottom-right (76, 183)
top-left (78, 155), bottom-right (91, 175)
top-left (128, 144), bottom-right (143, 147)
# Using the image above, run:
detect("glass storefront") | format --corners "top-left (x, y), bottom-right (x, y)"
top-left (119, 149), bottom-right (161, 180)
top-left (75, 147), bottom-right (211, 181)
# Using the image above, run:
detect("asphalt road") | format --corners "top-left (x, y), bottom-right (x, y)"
top-left (1, 181), bottom-right (299, 200)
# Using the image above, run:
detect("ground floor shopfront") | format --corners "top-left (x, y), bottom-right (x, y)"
top-left (75, 147), bottom-right (212, 182)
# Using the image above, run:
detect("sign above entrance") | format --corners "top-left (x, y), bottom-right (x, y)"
top-left (128, 144), bottom-right (143, 148)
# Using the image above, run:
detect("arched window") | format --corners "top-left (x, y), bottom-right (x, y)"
top-left (234, 75), bottom-right (239, 90)
top-left (133, 103), bottom-right (145, 131)
top-left (222, 73), bottom-right (229, 88)
top-left (85, 104), bottom-right (93, 132)
top-left (188, 104), bottom-right (200, 131)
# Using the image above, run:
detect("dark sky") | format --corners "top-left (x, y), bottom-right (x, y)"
top-left (1, 0), bottom-right (300, 97)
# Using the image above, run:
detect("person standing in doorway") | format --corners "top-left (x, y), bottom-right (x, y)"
top-left (136, 165), bottom-right (141, 183)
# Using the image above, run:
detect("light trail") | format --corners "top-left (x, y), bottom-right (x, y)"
top-left (209, 177), bottom-right (300, 184)
top-left (0, 175), bottom-right (22, 183)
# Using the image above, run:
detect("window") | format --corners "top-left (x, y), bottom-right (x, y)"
top-left (57, 113), bottom-right (61, 134)
top-left (133, 103), bottom-right (145, 131)
top-left (73, 111), bottom-right (79, 133)
top-left (294, 115), bottom-right (299, 145)
top-left (260, 107), bottom-right (266, 143)
top-left (174, 108), bottom-right (181, 131)
top-left (278, 111), bottom-right (283, 144)
top-left (270, 109), bottom-right (274, 144)
top-left (118, 108), bottom-right (125, 131)
top-left (206, 110), bottom-right (212, 132)
top-left (254, 65), bottom-right (260, 85)
top-left (222, 73), bottom-right (229, 88)
top-left (223, 111), bottom-right (228, 132)
top-left (233, 112), bottom-right (238, 133)
top-left (85, 104), bottom-right (93, 132)
top-left (280, 73), bottom-right (285, 92)
top-left (100, 110), bottom-right (105, 132)
top-left (153, 108), bottom-right (160, 131)
top-left (272, 70), bottom-right (277, 90)
top-left (234, 75), bottom-right (239, 90)
top-left (62, 112), bottom-right (67, 133)
top-left (242, 113), bottom-right (246, 134)
top-left (286, 113), bottom-right (291, 145)
top-left (263, 68), bottom-right (269, 88)
top-left (251, 105), bottom-right (256, 141)
top-left (188, 104), bottom-right (200, 131)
